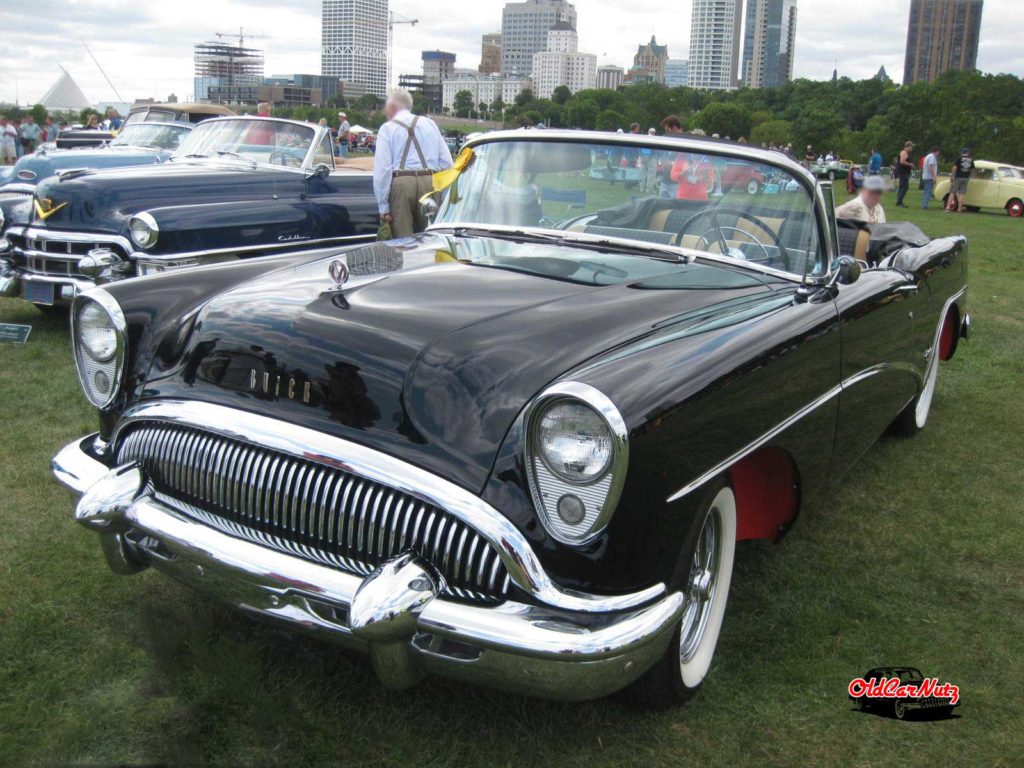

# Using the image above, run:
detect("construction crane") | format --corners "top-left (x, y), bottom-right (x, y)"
top-left (215, 27), bottom-right (265, 48)
top-left (347, 12), bottom-right (418, 88)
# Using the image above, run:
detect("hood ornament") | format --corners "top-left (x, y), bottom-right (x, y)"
top-left (328, 258), bottom-right (349, 291)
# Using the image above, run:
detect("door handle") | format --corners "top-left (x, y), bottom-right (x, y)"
top-left (896, 284), bottom-right (919, 295)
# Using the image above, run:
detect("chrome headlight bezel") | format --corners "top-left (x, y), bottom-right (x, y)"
top-left (128, 211), bottom-right (159, 249)
top-left (71, 289), bottom-right (126, 409)
top-left (525, 382), bottom-right (629, 546)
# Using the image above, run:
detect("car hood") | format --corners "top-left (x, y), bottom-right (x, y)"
top-left (0, 148), bottom-right (164, 192)
top-left (144, 233), bottom-right (783, 493)
top-left (30, 160), bottom-right (287, 232)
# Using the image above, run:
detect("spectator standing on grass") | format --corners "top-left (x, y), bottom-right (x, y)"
top-left (0, 118), bottom-right (17, 165)
top-left (44, 117), bottom-right (58, 143)
top-left (373, 87), bottom-right (453, 239)
top-left (868, 147), bottom-right (882, 175)
top-left (337, 111), bottom-right (350, 157)
top-left (657, 115), bottom-right (685, 197)
top-left (894, 141), bottom-right (915, 207)
top-left (803, 145), bottom-right (815, 169)
top-left (836, 174), bottom-right (887, 224)
top-left (21, 116), bottom-right (41, 155)
top-left (921, 147), bottom-right (940, 209)
top-left (948, 147), bottom-right (975, 213)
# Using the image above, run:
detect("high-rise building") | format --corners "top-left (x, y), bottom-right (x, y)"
top-left (688, 0), bottom-right (743, 90)
top-left (321, 0), bottom-right (389, 99)
top-left (531, 22), bottom-right (596, 98)
top-left (194, 41), bottom-right (264, 102)
top-left (741, 0), bottom-right (797, 88)
top-left (500, 0), bottom-right (577, 76)
top-left (903, 0), bottom-right (983, 85)
top-left (442, 73), bottom-right (533, 112)
top-left (596, 65), bottom-right (625, 90)
top-left (665, 59), bottom-right (690, 87)
top-left (480, 33), bottom-right (502, 74)
top-left (630, 36), bottom-right (669, 84)
top-left (421, 50), bottom-right (456, 110)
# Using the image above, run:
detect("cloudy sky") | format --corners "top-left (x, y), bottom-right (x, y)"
top-left (1, 0), bottom-right (1021, 106)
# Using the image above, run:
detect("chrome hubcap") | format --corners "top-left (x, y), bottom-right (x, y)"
top-left (680, 507), bottom-right (720, 663)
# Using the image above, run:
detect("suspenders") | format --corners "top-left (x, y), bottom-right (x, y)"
top-left (395, 116), bottom-right (429, 171)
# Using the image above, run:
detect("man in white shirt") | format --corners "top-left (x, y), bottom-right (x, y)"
top-left (0, 118), bottom-right (17, 165)
top-left (921, 147), bottom-right (940, 210)
top-left (337, 111), bottom-right (350, 157)
top-left (835, 174), bottom-right (887, 224)
top-left (373, 88), bottom-right (453, 238)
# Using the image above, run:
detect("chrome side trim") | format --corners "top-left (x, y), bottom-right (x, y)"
top-left (129, 232), bottom-right (372, 263)
top-left (666, 361), bottom-right (923, 503)
top-left (110, 400), bottom-right (665, 613)
top-left (21, 227), bottom-right (133, 252)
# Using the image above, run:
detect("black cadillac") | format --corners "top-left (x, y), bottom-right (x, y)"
top-left (52, 130), bottom-right (970, 706)
top-left (0, 116), bottom-right (377, 307)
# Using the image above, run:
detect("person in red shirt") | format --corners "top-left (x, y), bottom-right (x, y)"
top-left (670, 153), bottom-right (714, 201)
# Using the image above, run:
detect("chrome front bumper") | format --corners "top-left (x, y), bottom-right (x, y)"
top-left (53, 435), bottom-right (683, 701)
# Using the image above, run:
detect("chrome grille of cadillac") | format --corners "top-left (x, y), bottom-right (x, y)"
top-left (50, 126), bottom-right (971, 709)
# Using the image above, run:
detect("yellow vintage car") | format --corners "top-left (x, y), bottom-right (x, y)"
top-left (935, 159), bottom-right (1024, 217)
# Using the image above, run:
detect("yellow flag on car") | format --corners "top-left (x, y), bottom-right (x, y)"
top-left (432, 147), bottom-right (473, 193)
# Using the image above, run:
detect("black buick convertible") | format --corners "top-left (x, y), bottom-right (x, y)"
top-left (53, 130), bottom-right (969, 707)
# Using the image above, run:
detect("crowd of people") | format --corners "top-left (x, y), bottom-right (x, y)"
top-left (0, 107), bottom-right (127, 165)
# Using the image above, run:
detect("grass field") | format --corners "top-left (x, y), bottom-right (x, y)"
top-left (1, 188), bottom-right (1022, 767)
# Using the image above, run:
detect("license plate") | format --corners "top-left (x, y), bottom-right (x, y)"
top-left (23, 281), bottom-right (55, 305)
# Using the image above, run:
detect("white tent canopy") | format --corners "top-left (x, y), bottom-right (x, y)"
top-left (39, 69), bottom-right (91, 112)
top-left (347, 125), bottom-right (374, 135)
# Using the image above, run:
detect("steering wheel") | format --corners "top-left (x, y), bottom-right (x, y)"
top-left (675, 207), bottom-right (787, 267)
top-left (269, 149), bottom-right (302, 168)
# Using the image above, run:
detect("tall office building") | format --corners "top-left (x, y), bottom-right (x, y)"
top-left (741, 0), bottom-right (797, 88)
top-left (664, 59), bottom-right (690, 87)
top-left (480, 33), bottom-right (502, 74)
top-left (531, 23), bottom-right (597, 98)
top-left (500, 0), bottom-right (577, 77)
top-left (631, 36), bottom-right (669, 84)
top-left (321, 0), bottom-right (389, 99)
top-left (421, 50), bottom-right (456, 109)
top-left (903, 0), bottom-right (983, 84)
top-left (688, 0), bottom-right (743, 90)
top-left (194, 40), bottom-right (264, 102)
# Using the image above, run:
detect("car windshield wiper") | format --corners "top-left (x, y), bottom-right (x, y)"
top-left (443, 226), bottom-right (689, 264)
top-left (215, 150), bottom-right (247, 161)
top-left (176, 153), bottom-right (208, 160)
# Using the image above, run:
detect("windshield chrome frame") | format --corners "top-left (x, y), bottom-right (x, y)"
top-left (170, 116), bottom-right (328, 174)
top-left (427, 129), bottom-right (835, 285)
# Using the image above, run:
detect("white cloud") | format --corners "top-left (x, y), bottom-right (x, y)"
top-left (1, 0), bottom-right (1021, 106)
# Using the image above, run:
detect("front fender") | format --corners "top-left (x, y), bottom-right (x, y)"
top-left (136, 199), bottom-right (311, 256)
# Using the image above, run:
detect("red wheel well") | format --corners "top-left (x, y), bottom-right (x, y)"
top-left (730, 447), bottom-right (799, 541)
top-left (939, 304), bottom-right (959, 361)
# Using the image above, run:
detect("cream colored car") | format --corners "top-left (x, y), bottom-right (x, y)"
top-left (935, 159), bottom-right (1024, 217)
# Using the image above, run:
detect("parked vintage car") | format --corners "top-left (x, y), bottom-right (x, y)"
top-left (811, 160), bottom-right (853, 181)
top-left (0, 121), bottom-right (193, 212)
top-left (850, 667), bottom-right (959, 719)
top-left (55, 102), bottom-right (234, 149)
top-left (720, 161), bottom-right (766, 194)
top-left (52, 130), bottom-right (970, 706)
top-left (0, 116), bottom-right (378, 308)
top-left (934, 159), bottom-right (1024, 217)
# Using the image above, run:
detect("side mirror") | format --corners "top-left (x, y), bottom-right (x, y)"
top-left (830, 255), bottom-right (861, 287)
top-left (419, 193), bottom-right (439, 224)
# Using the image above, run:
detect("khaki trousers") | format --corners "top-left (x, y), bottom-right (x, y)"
top-left (389, 174), bottom-right (434, 238)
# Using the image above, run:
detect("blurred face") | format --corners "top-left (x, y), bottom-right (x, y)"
top-left (862, 188), bottom-right (884, 205)
top-left (385, 100), bottom-right (398, 120)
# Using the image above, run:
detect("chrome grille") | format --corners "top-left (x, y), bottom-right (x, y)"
top-left (0, 190), bottom-right (31, 203)
top-left (116, 422), bottom-right (511, 604)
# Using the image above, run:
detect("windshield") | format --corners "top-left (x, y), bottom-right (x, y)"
top-left (434, 139), bottom-right (824, 276)
top-left (173, 119), bottom-right (314, 168)
top-left (110, 123), bottom-right (190, 150)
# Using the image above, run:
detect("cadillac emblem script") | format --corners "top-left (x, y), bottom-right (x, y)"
top-left (329, 259), bottom-right (349, 289)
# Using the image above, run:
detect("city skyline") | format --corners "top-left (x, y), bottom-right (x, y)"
top-left (1, 0), bottom-right (1021, 106)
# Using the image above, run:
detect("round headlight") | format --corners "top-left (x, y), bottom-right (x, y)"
top-left (537, 400), bottom-right (613, 483)
top-left (129, 212), bottom-right (158, 249)
top-left (77, 300), bottom-right (118, 361)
